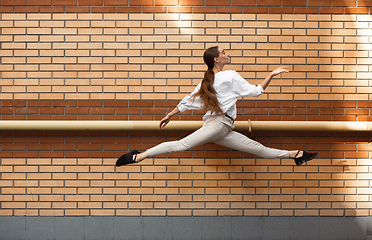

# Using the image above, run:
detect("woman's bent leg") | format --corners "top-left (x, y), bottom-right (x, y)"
top-left (147, 116), bottom-right (231, 158)
top-left (214, 131), bottom-right (290, 159)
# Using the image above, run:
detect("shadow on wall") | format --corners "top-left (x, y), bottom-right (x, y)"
top-left (210, 126), bottom-right (371, 238)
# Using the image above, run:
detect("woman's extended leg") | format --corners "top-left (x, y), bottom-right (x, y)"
top-left (213, 130), bottom-right (290, 159)
top-left (117, 116), bottom-right (231, 165)
top-left (213, 130), bottom-right (317, 164)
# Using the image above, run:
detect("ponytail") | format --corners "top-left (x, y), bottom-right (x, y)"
top-left (190, 46), bottom-right (223, 114)
top-left (192, 68), bottom-right (223, 114)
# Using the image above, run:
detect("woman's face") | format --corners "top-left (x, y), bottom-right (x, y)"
top-left (214, 48), bottom-right (230, 66)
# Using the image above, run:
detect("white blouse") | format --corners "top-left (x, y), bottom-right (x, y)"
top-left (177, 70), bottom-right (264, 120)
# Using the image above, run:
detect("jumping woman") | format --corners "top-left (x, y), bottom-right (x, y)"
top-left (116, 46), bottom-right (317, 167)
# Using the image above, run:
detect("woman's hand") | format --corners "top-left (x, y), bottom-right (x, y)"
top-left (260, 66), bottom-right (289, 90)
top-left (159, 107), bottom-right (180, 129)
top-left (159, 115), bottom-right (171, 129)
top-left (271, 66), bottom-right (289, 77)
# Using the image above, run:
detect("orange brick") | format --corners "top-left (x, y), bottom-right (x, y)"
top-left (91, 195), bottom-right (115, 202)
top-left (40, 210), bottom-right (64, 216)
top-left (295, 210), bottom-right (319, 216)
top-left (333, 44), bottom-right (357, 51)
top-left (256, 29), bottom-right (281, 36)
top-left (81, 188), bottom-right (104, 194)
top-left (167, 210), bottom-right (192, 216)
top-left (65, 209), bottom-right (90, 216)
top-left (345, 210), bottom-right (369, 217)
top-left (345, 195), bottom-right (368, 202)
top-left (14, 210), bottom-right (39, 216)
top-left (27, 202), bottom-right (51, 209)
top-left (269, 210), bottom-right (294, 216)
top-left (116, 209), bottom-right (141, 216)
top-left (36, 190), bottom-right (60, 201)
top-left (2, 28), bottom-right (26, 35)
top-left (243, 209), bottom-right (268, 216)
top-left (2, 201), bottom-right (26, 209)
top-left (357, 202), bottom-right (372, 209)
top-left (169, 194), bottom-right (194, 202)
top-left (180, 202), bottom-right (204, 209)
top-left (27, 173), bottom-right (51, 180)
top-left (193, 210), bottom-right (217, 216)
top-left (320, 210), bottom-right (344, 217)
top-left (2, 187), bottom-right (25, 194)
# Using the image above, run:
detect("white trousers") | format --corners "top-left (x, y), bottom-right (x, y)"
top-left (146, 115), bottom-right (290, 159)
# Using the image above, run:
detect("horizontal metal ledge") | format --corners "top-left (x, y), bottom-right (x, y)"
top-left (0, 120), bottom-right (371, 132)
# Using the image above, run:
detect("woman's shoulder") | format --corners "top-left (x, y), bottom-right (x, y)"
top-left (217, 70), bottom-right (237, 74)
top-left (215, 70), bottom-right (238, 78)
top-left (214, 70), bottom-right (239, 87)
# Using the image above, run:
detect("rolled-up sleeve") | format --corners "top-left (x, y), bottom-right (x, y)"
top-left (176, 82), bottom-right (203, 112)
top-left (232, 71), bottom-right (264, 97)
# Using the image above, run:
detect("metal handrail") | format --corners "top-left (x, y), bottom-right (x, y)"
top-left (0, 120), bottom-right (371, 132)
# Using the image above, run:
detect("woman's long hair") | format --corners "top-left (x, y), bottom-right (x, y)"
top-left (192, 46), bottom-right (223, 114)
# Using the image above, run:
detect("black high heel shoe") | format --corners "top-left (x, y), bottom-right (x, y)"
top-left (116, 150), bottom-right (139, 167)
top-left (293, 150), bottom-right (318, 166)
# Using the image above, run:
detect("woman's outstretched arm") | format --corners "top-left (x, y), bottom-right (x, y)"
top-left (159, 107), bottom-right (180, 129)
top-left (260, 66), bottom-right (289, 90)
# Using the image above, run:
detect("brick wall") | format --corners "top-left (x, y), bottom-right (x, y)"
top-left (0, 0), bottom-right (372, 14)
top-left (1, 1), bottom-right (372, 217)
